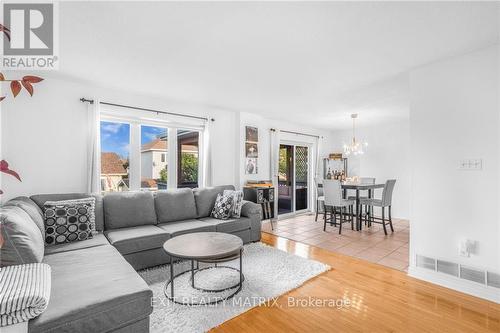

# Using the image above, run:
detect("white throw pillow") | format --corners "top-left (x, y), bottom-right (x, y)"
top-left (223, 190), bottom-right (244, 218)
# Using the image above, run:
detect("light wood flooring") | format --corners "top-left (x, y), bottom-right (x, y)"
top-left (213, 233), bottom-right (500, 333)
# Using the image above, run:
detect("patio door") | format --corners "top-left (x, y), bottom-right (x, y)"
top-left (278, 143), bottom-right (310, 216)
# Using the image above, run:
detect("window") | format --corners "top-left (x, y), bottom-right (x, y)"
top-left (99, 119), bottom-right (201, 191)
top-left (177, 130), bottom-right (199, 188)
top-left (100, 121), bottom-right (130, 192)
top-left (141, 125), bottom-right (168, 190)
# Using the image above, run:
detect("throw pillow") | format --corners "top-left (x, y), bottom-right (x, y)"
top-left (0, 206), bottom-right (45, 267)
top-left (211, 193), bottom-right (234, 220)
top-left (43, 197), bottom-right (96, 246)
top-left (223, 189), bottom-right (244, 218)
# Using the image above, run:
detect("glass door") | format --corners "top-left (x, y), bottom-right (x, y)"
top-left (295, 146), bottom-right (309, 211)
top-left (278, 144), bottom-right (294, 215)
top-left (278, 144), bottom-right (310, 216)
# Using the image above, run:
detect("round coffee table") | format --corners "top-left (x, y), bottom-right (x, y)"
top-left (162, 232), bottom-right (244, 305)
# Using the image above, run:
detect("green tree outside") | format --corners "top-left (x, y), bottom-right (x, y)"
top-left (159, 168), bottom-right (168, 182)
top-left (180, 153), bottom-right (198, 182)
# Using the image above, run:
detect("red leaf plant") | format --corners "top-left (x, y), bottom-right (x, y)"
top-left (0, 160), bottom-right (22, 195)
top-left (0, 24), bottom-right (43, 100)
top-left (0, 24), bottom-right (10, 41)
top-left (0, 73), bottom-right (44, 100)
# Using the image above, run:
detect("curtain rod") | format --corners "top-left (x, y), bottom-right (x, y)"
top-left (80, 98), bottom-right (214, 122)
top-left (270, 128), bottom-right (322, 139)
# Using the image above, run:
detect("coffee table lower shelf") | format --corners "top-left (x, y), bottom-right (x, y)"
top-left (164, 248), bottom-right (244, 306)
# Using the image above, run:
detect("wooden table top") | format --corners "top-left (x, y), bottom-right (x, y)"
top-left (163, 232), bottom-right (243, 260)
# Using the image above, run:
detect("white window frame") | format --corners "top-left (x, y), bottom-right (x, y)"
top-left (100, 111), bottom-right (203, 191)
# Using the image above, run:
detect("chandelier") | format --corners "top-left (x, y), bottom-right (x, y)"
top-left (343, 114), bottom-right (368, 156)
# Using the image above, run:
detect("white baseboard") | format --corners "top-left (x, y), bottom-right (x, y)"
top-left (408, 266), bottom-right (500, 304)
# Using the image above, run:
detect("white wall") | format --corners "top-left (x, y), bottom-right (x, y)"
top-left (0, 73), bottom-right (238, 202)
top-left (330, 120), bottom-right (411, 219)
top-left (235, 111), bottom-right (336, 186)
top-left (0, 73), bottom-right (334, 203)
top-left (409, 45), bottom-right (499, 301)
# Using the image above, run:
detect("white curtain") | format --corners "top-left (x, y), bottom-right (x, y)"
top-left (270, 129), bottom-right (280, 218)
top-left (87, 98), bottom-right (101, 193)
top-left (314, 136), bottom-right (324, 213)
top-left (315, 136), bottom-right (323, 181)
top-left (201, 119), bottom-right (213, 187)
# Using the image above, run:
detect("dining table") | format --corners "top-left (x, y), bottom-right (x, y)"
top-left (341, 182), bottom-right (385, 231)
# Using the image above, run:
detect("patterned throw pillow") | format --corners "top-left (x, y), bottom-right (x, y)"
top-left (223, 190), bottom-right (244, 218)
top-left (43, 198), bottom-right (96, 246)
top-left (211, 193), bottom-right (234, 220)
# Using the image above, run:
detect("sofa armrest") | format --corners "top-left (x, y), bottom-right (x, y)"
top-left (240, 200), bottom-right (261, 217)
top-left (240, 200), bottom-right (262, 242)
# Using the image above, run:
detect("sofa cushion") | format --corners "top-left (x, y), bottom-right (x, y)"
top-left (193, 185), bottom-right (235, 218)
top-left (30, 245), bottom-right (152, 333)
top-left (4, 196), bottom-right (45, 237)
top-left (157, 219), bottom-right (216, 237)
top-left (103, 191), bottom-right (157, 230)
top-left (199, 217), bottom-right (252, 233)
top-left (0, 206), bottom-right (44, 267)
top-left (105, 225), bottom-right (169, 255)
top-left (154, 188), bottom-right (197, 223)
top-left (31, 193), bottom-right (105, 232)
top-left (44, 233), bottom-right (110, 255)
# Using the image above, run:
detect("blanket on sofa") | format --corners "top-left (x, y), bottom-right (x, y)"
top-left (0, 263), bottom-right (51, 326)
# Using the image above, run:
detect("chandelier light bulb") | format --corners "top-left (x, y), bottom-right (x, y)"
top-left (343, 113), bottom-right (368, 156)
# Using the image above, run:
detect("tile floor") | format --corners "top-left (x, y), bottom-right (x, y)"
top-left (262, 213), bottom-right (410, 271)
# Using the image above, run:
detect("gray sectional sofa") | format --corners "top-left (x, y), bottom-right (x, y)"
top-left (1, 185), bottom-right (262, 333)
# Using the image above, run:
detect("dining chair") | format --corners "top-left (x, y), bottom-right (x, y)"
top-left (347, 177), bottom-right (375, 226)
top-left (359, 179), bottom-right (396, 235)
top-left (323, 179), bottom-right (355, 234)
top-left (314, 177), bottom-right (325, 222)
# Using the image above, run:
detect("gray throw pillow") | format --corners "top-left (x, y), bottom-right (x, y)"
top-left (4, 197), bottom-right (45, 238)
top-left (210, 193), bottom-right (234, 220)
top-left (43, 197), bottom-right (96, 246)
top-left (1, 206), bottom-right (45, 267)
top-left (223, 190), bottom-right (244, 218)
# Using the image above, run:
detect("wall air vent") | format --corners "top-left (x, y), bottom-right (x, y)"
top-left (415, 254), bottom-right (500, 289)
top-left (437, 260), bottom-right (459, 277)
top-left (416, 255), bottom-right (435, 270)
top-left (487, 272), bottom-right (500, 289)
top-left (460, 266), bottom-right (486, 284)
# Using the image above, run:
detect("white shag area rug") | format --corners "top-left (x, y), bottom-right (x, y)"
top-left (139, 242), bottom-right (330, 333)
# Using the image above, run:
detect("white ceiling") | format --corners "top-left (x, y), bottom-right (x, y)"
top-left (59, 1), bottom-right (499, 129)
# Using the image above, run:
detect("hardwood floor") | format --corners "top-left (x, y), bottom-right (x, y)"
top-left (212, 233), bottom-right (500, 332)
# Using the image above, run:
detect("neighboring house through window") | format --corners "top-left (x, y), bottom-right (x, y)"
top-left (100, 121), bottom-right (130, 193)
top-left (99, 115), bottom-right (201, 192)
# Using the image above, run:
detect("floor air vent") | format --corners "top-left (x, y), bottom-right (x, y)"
top-left (487, 272), bottom-right (500, 289)
top-left (416, 255), bottom-right (436, 270)
top-left (416, 254), bottom-right (499, 289)
top-left (437, 260), bottom-right (459, 277)
top-left (460, 266), bottom-right (486, 284)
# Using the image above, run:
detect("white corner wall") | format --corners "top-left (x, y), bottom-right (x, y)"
top-left (330, 120), bottom-right (411, 219)
top-left (409, 45), bottom-right (499, 302)
top-left (0, 73), bottom-right (333, 204)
